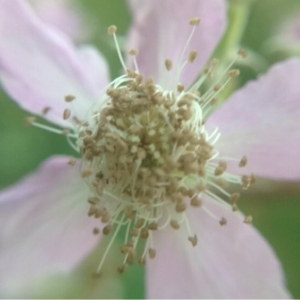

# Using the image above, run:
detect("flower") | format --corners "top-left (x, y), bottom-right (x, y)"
top-left (0, 0), bottom-right (298, 298)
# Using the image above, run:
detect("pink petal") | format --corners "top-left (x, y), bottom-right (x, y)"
top-left (0, 156), bottom-right (100, 296)
top-left (0, 0), bottom-right (109, 127)
top-left (207, 59), bottom-right (300, 180)
top-left (30, 0), bottom-right (92, 43)
top-left (147, 200), bottom-right (290, 298)
top-left (126, 0), bottom-right (226, 88)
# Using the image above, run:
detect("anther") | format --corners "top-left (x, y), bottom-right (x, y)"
top-left (170, 220), bottom-right (180, 229)
top-left (238, 49), bottom-right (248, 58)
top-left (87, 197), bottom-right (99, 205)
top-left (210, 98), bottom-right (218, 106)
top-left (242, 175), bottom-right (250, 189)
top-left (61, 129), bottom-right (70, 135)
top-left (24, 116), bottom-right (36, 126)
top-left (129, 49), bottom-right (138, 56)
top-left (107, 25), bottom-right (117, 35)
top-left (190, 197), bottom-right (202, 207)
top-left (232, 203), bottom-right (239, 212)
top-left (135, 218), bottom-right (145, 229)
top-left (129, 228), bottom-right (139, 237)
top-left (145, 77), bottom-right (154, 85)
top-left (42, 106), bottom-right (51, 115)
top-left (229, 192), bottom-right (240, 203)
top-left (63, 108), bottom-right (71, 120)
top-left (229, 69), bottom-right (240, 78)
top-left (124, 206), bottom-right (136, 219)
top-left (120, 245), bottom-right (132, 254)
top-left (188, 235), bottom-right (198, 247)
top-left (81, 169), bottom-right (93, 178)
top-left (243, 215), bottom-right (253, 224)
top-left (250, 173), bottom-right (256, 184)
top-left (138, 257), bottom-right (146, 266)
top-left (117, 264), bottom-right (127, 274)
top-left (219, 217), bottom-right (227, 226)
top-left (213, 83), bottom-right (222, 91)
top-left (93, 228), bottom-right (100, 235)
top-left (101, 211), bottom-right (110, 223)
top-left (175, 202), bottom-right (187, 213)
top-left (239, 156), bottom-right (247, 167)
top-left (214, 162), bottom-right (226, 176)
top-left (67, 158), bottom-right (76, 166)
top-left (188, 50), bottom-right (197, 63)
top-left (211, 58), bottom-right (219, 67)
top-left (189, 17), bottom-right (201, 26)
top-left (140, 228), bottom-right (149, 239)
top-left (165, 59), bottom-right (173, 71)
top-left (148, 222), bottom-right (158, 230)
top-left (103, 225), bottom-right (113, 235)
top-left (88, 206), bottom-right (96, 217)
top-left (177, 83), bottom-right (185, 92)
top-left (64, 95), bottom-right (76, 102)
top-left (148, 248), bottom-right (156, 259)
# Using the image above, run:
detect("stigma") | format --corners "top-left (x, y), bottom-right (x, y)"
top-left (26, 17), bottom-right (254, 274)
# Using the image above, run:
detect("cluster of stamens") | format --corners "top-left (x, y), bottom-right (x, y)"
top-left (25, 17), bottom-right (255, 274)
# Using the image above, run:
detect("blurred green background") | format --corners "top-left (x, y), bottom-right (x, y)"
top-left (0, 0), bottom-right (300, 298)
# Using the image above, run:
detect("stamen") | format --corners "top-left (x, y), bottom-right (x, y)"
top-left (107, 25), bottom-right (127, 72)
top-left (96, 215), bottom-right (125, 274)
top-left (31, 121), bottom-right (75, 136)
top-left (175, 17), bottom-right (200, 85)
top-left (129, 49), bottom-right (140, 73)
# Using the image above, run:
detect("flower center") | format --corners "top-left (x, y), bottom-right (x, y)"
top-left (79, 69), bottom-right (216, 271)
